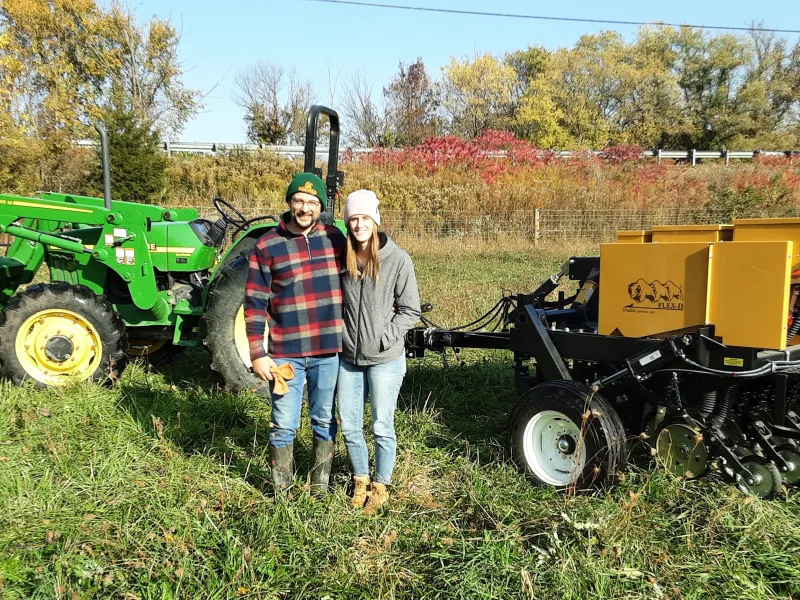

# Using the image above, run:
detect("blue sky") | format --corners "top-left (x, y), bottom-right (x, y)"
top-left (120, 0), bottom-right (800, 143)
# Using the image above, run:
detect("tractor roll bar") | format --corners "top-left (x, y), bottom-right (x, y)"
top-left (303, 105), bottom-right (343, 218)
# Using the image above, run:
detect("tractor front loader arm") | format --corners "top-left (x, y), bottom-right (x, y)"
top-left (0, 194), bottom-right (167, 318)
top-left (0, 194), bottom-right (111, 228)
top-left (1, 223), bottom-right (95, 255)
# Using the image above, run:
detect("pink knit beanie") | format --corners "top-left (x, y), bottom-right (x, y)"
top-left (344, 189), bottom-right (381, 226)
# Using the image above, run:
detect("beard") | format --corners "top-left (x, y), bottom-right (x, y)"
top-left (292, 211), bottom-right (318, 228)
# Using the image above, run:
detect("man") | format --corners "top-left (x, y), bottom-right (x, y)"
top-left (244, 172), bottom-right (346, 495)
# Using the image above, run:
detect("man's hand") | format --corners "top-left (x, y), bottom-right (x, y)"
top-left (252, 356), bottom-right (278, 382)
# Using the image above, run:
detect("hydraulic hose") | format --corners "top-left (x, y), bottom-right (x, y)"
top-left (531, 276), bottom-right (559, 301)
top-left (419, 295), bottom-right (515, 333)
top-left (530, 261), bottom-right (570, 301)
top-left (679, 354), bottom-right (778, 377)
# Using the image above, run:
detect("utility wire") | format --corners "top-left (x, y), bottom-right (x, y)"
top-left (304, 0), bottom-right (800, 34)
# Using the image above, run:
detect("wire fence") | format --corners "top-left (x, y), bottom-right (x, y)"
top-left (191, 205), bottom-right (800, 244)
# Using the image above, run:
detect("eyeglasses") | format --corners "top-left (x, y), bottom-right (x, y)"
top-left (290, 198), bottom-right (321, 209)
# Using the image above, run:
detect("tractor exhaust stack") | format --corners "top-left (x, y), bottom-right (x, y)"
top-left (94, 122), bottom-right (112, 211)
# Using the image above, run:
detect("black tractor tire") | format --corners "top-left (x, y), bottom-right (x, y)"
top-left (203, 236), bottom-right (270, 399)
top-left (0, 282), bottom-right (128, 388)
top-left (507, 380), bottom-right (628, 492)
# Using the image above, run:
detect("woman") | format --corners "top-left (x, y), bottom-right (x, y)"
top-left (337, 189), bottom-right (421, 515)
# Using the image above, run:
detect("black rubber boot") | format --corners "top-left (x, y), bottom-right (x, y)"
top-left (309, 439), bottom-right (335, 495)
top-left (269, 443), bottom-right (294, 496)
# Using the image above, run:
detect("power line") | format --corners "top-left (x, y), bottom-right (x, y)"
top-left (304, 0), bottom-right (800, 34)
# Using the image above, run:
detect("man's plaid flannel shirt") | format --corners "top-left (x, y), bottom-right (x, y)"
top-left (244, 214), bottom-right (346, 360)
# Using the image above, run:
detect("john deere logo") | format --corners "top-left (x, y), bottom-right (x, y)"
top-left (299, 181), bottom-right (318, 195)
top-left (625, 278), bottom-right (684, 311)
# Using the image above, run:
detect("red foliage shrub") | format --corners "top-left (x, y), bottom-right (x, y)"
top-left (598, 145), bottom-right (644, 163)
top-left (634, 163), bottom-right (669, 185)
top-left (360, 131), bottom-right (562, 183)
top-left (752, 152), bottom-right (796, 167)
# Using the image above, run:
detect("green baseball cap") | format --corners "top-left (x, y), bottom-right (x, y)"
top-left (285, 172), bottom-right (328, 209)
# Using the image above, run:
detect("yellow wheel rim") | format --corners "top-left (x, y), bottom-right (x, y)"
top-left (14, 308), bottom-right (103, 386)
top-left (234, 304), bottom-right (252, 368)
top-left (127, 338), bottom-right (168, 357)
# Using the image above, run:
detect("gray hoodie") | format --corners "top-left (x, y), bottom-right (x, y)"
top-left (341, 233), bottom-right (421, 366)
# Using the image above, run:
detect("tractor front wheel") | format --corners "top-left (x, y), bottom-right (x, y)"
top-left (0, 283), bottom-right (128, 387)
top-left (507, 380), bottom-right (628, 492)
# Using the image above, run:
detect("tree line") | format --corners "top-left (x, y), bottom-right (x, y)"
top-left (237, 26), bottom-right (800, 151)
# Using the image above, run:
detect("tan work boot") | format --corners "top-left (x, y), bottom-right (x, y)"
top-left (351, 475), bottom-right (371, 508)
top-left (364, 482), bottom-right (389, 516)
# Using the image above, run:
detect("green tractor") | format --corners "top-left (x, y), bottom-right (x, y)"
top-left (0, 106), bottom-right (345, 394)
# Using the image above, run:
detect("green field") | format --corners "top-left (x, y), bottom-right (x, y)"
top-left (1, 245), bottom-right (799, 599)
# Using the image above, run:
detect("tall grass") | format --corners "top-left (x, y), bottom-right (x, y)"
top-left (1, 245), bottom-right (799, 599)
top-left (7, 143), bottom-right (799, 236)
top-left (162, 149), bottom-right (800, 220)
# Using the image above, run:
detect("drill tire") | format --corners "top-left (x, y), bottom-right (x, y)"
top-left (508, 380), bottom-right (628, 492)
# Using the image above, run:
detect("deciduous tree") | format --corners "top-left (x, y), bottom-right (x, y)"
top-left (232, 61), bottom-right (314, 144)
top-left (106, 4), bottom-right (202, 138)
top-left (0, 0), bottom-right (118, 143)
top-left (342, 68), bottom-right (385, 147)
top-left (730, 27), bottom-right (800, 148)
top-left (0, 0), bottom-right (202, 142)
top-left (659, 26), bottom-right (752, 148)
top-left (382, 58), bottom-right (439, 146)
top-left (441, 53), bottom-right (516, 138)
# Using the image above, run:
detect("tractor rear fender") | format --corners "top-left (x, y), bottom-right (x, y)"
top-left (208, 223), bottom-right (277, 287)
top-left (209, 216), bottom-right (346, 285)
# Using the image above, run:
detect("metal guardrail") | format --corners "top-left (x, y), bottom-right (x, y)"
top-left (72, 139), bottom-right (799, 163)
top-left (73, 139), bottom-right (373, 158)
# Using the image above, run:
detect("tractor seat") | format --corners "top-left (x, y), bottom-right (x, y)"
top-left (0, 256), bottom-right (27, 281)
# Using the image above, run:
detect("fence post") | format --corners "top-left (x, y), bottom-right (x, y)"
top-left (534, 208), bottom-right (541, 247)
top-left (724, 149), bottom-right (729, 166)
top-left (691, 149), bottom-right (696, 166)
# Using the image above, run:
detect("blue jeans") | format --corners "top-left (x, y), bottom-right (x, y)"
top-left (336, 354), bottom-right (407, 485)
top-left (268, 355), bottom-right (339, 448)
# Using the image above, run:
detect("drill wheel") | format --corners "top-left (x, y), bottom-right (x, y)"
top-left (736, 455), bottom-right (783, 499)
top-left (655, 421), bottom-right (709, 479)
top-left (775, 444), bottom-right (800, 486)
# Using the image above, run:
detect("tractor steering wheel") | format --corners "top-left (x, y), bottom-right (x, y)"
top-left (213, 196), bottom-right (249, 229)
